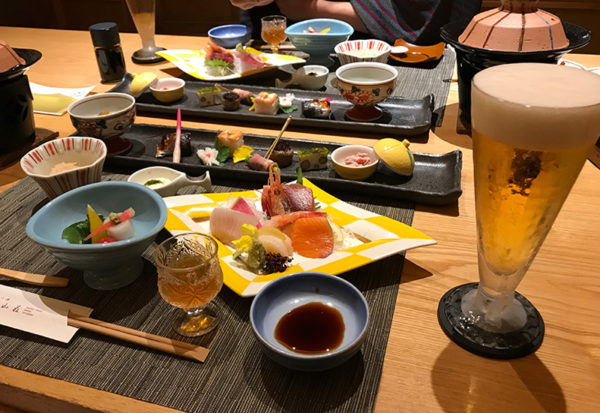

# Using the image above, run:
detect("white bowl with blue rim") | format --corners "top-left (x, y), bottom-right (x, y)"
top-left (250, 272), bottom-right (369, 371)
top-left (285, 18), bottom-right (354, 67)
top-left (26, 181), bottom-right (167, 290)
top-left (208, 24), bottom-right (251, 49)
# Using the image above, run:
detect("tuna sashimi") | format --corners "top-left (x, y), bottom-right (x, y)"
top-left (231, 197), bottom-right (262, 228)
top-left (290, 216), bottom-right (334, 258)
top-left (262, 211), bottom-right (327, 229)
top-left (210, 207), bottom-right (259, 245)
top-left (205, 42), bottom-right (234, 65)
top-left (282, 184), bottom-right (315, 212)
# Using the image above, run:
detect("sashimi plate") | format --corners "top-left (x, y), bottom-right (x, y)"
top-left (156, 48), bottom-right (306, 81)
top-left (163, 180), bottom-right (436, 297)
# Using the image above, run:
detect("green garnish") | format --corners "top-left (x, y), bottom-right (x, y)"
top-left (296, 167), bottom-right (303, 185)
top-left (144, 179), bottom-right (164, 187)
top-left (205, 59), bottom-right (233, 68)
top-left (298, 147), bottom-right (328, 156)
top-left (62, 219), bottom-right (92, 244)
top-left (279, 104), bottom-right (298, 114)
top-left (214, 137), bottom-right (231, 165)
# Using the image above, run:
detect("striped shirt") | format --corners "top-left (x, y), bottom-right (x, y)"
top-left (350, 0), bottom-right (482, 44)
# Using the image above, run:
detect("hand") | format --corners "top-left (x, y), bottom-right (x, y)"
top-left (230, 0), bottom-right (275, 10)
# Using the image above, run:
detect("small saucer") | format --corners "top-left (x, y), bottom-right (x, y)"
top-left (389, 39), bottom-right (445, 64)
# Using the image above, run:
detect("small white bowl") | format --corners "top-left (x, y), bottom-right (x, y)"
top-left (276, 65), bottom-right (329, 90)
top-left (149, 78), bottom-right (185, 103)
top-left (67, 92), bottom-right (135, 139)
top-left (20, 137), bottom-right (107, 199)
top-left (335, 39), bottom-right (392, 66)
top-left (128, 166), bottom-right (211, 197)
top-left (331, 145), bottom-right (379, 180)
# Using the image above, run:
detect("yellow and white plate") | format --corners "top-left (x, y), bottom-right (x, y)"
top-left (156, 48), bottom-right (305, 81)
top-left (164, 180), bottom-right (436, 297)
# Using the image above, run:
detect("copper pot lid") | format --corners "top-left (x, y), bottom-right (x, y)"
top-left (458, 0), bottom-right (569, 52)
top-left (0, 41), bottom-right (42, 81)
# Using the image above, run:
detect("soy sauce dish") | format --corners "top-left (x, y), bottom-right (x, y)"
top-left (250, 272), bottom-right (369, 371)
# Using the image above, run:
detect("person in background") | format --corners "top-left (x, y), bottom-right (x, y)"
top-left (230, 0), bottom-right (482, 45)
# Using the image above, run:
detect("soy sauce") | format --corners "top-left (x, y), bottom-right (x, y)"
top-left (274, 302), bottom-right (345, 354)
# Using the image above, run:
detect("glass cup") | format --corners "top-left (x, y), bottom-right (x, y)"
top-left (125, 0), bottom-right (165, 64)
top-left (438, 63), bottom-right (600, 358)
top-left (154, 233), bottom-right (223, 337)
top-left (261, 15), bottom-right (287, 55)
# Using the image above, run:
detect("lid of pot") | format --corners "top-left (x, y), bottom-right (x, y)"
top-left (0, 44), bottom-right (42, 81)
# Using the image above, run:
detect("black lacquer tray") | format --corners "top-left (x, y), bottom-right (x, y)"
top-left (101, 123), bottom-right (462, 205)
top-left (110, 74), bottom-right (434, 136)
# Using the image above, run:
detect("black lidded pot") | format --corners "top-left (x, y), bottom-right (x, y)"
top-left (0, 48), bottom-right (41, 154)
top-left (440, 21), bottom-right (591, 125)
top-left (89, 22), bottom-right (127, 83)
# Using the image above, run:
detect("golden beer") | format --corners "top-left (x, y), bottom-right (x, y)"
top-left (464, 63), bottom-right (600, 332)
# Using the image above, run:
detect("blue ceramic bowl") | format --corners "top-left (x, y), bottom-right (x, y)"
top-left (285, 19), bottom-right (354, 66)
top-left (250, 272), bottom-right (369, 371)
top-left (26, 181), bottom-right (167, 290)
top-left (208, 24), bottom-right (251, 49)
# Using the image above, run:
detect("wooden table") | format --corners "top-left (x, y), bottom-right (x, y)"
top-left (0, 27), bottom-right (599, 413)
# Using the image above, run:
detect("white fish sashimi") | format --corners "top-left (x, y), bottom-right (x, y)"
top-left (209, 207), bottom-right (259, 245)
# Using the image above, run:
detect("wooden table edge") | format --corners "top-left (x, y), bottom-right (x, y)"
top-left (0, 365), bottom-right (178, 413)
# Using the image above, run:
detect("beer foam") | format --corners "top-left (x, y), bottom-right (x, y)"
top-left (472, 63), bottom-right (600, 150)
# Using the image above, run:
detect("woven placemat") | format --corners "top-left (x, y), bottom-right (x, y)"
top-left (0, 174), bottom-right (415, 413)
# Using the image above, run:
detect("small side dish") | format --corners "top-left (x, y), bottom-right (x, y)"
top-left (298, 147), bottom-right (329, 171)
top-left (373, 138), bottom-right (415, 176)
top-left (331, 145), bottom-right (379, 180)
top-left (149, 78), bottom-right (185, 103)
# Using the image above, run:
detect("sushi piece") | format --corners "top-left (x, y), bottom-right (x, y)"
top-left (289, 216), bottom-right (334, 258)
top-left (232, 88), bottom-right (254, 105)
top-left (197, 86), bottom-right (221, 107)
top-left (247, 153), bottom-right (275, 171)
top-left (221, 92), bottom-right (241, 111)
top-left (217, 129), bottom-right (244, 152)
top-left (234, 44), bottom-right (268, 74)
top-left (302, 98), bottom-right (331, 119)
top-left (268, 141), bottom-right (293, 168)
top-left (197, 147), bottom-right (220, 166)
top-left (204, 41), bottom-right (234, 77)
top-left (254, 92), bottom-right (279, 115)
top-left (155, 132), bottom-right (192, 158)
top-left (209, 207), bottom-right (260, 245)
top-left (298, 147), bottom-right (329, 171)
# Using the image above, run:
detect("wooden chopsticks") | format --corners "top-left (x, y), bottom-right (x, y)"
top-left (0, 267), bottom-right (68, 287)
top-left (265, 115), bottom-right (293, 160)
top-left (68, 312), bottom-right (209, 363)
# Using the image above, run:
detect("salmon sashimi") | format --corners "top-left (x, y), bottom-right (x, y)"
top-left (290, 217), bottom-right (334, 258)
top-left (262, 211), bottom-right (327, 229)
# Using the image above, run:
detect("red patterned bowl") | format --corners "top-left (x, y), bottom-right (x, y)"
top-left (20, 137), bottom-right (107, 199)
top-left (335, 62), bottom-right (398, 121)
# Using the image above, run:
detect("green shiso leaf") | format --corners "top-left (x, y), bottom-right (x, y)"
top-left (62, 219), bottom-right (92, 244)
top-left (278, 104), bottom-right (298, 114)
top-left (216, 146), bottom-right (230, 164)
top-left (205, 59), bottom-right (233, 68)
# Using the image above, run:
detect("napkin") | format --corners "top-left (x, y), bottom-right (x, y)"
top-left (30, 82), bottom-right (96, 116)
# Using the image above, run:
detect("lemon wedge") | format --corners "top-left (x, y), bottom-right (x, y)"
top-left (129, 72), bottom-right (157, 96)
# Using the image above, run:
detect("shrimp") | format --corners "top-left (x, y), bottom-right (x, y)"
top-left (261, 163), bottom-right (287, 217)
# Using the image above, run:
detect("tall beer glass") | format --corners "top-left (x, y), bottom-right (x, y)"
top-left (438, 63), bottom-right (600, 358)
top-left (125, 0), bottom-right (165, 63)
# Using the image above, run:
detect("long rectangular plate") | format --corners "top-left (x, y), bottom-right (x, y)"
top-left (102, 123), bottom-right (462, 206)
top-left (110, 74), bottom-right (434, 136)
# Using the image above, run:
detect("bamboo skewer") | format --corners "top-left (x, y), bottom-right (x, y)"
top-left (265, 115), bottom-right (293, 160)
top-left (0, 268), bottom-right (68, 287)
top-left (68, 312), bottom-right (209, 363)
top-left (173, 108), bottom-right (182, 164)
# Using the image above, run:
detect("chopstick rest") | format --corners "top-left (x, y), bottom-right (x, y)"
top-left (0, 267), bottom-right (69, 287)
top-left (68, 312), bottom-right (209, 363)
